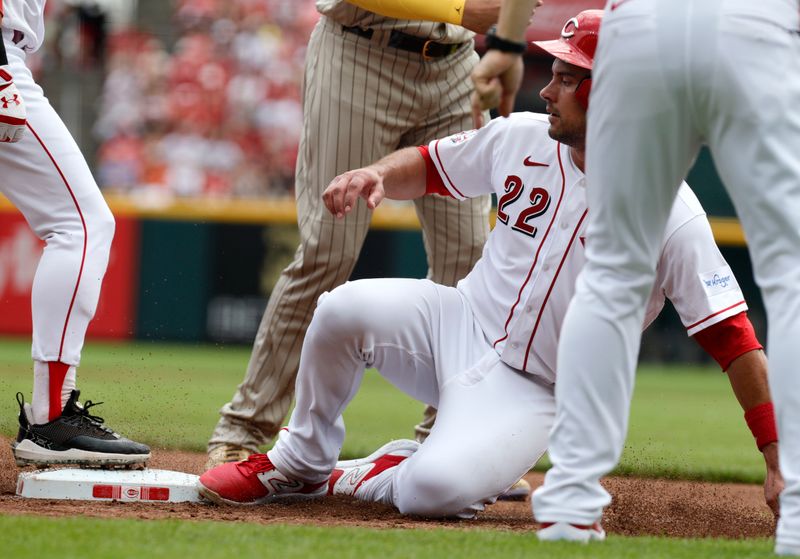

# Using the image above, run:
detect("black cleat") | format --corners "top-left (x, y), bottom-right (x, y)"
top-left (11, 390), bottom-right (150, 468)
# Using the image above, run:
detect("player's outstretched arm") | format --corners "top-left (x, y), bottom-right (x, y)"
top-left (723, 350), bottom-right (783, 517)
top-left (322, 147), bottom-right (427, 219)
top-left (0, 35), bottom-right (26, 143)
top-left (659, 210), bottom-right (781, 516)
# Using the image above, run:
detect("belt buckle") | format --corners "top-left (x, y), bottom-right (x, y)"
top-left (422, 40), bottom-right (436, 61)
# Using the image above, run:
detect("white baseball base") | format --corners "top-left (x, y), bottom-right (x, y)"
top-left (16, 468), bottom-right (202, 503)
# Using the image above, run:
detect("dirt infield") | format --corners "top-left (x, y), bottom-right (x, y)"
top-left (0, 438), bottom-right (776, 538)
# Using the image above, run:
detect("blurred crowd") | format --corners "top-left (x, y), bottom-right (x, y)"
top-left (93, 0), bottom-right (320, 199)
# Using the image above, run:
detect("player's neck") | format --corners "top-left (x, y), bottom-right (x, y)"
top-left (570, 147), bottom-right (586, 173)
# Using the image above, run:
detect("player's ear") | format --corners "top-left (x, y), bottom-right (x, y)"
top-left (575, 75), bottom-right (592, 110)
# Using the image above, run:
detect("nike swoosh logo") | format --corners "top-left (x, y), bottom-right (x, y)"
top-left (523, 157), bottom-right (549, 167)
top-left (610, 0), bottom-right (634, 11)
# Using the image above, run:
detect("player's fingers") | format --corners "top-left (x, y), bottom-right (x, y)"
top-left (343, 176), bottom-right (366, 215)
top-left (322, 185), bottom-right (338, 216)
top-left (471, 92), bottom-right (485, 128)
top-left (327, 174), bottom-right (352, 218)
top-left (499, 92), bottom-right (515, 118)
top-left (366, 187), bottom-right (384, 210)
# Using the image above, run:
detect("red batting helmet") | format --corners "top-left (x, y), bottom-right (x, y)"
top-left (532, 10), bottom-right (603, 109)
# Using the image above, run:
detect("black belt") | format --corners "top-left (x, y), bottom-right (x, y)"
top-left (342, 25), bottom-right (466, 60)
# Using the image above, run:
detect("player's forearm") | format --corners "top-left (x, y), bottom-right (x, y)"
top-left (725, 349), bottom-right (771, 411)
top-left (495, 0), bottom-right (538, 42)
top-left (371, 147), bottom-right (427, 200)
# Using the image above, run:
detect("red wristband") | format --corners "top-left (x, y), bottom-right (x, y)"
top-left (744, 402), bottom-right (778, 451)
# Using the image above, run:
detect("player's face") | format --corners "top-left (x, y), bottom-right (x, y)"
top-left (539, 59), bottom-right (590, 149)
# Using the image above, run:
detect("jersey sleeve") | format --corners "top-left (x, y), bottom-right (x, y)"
top-left (427, 118), bottom-right (506, 200)
top-left (655, 214), bottom-right (747, 336)
top-left (692, 311), bottom-right (763, 370)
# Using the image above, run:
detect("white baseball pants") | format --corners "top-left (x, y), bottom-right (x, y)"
top-left (0, 44), bottom-right (113, 366)
top-left (532, 0), bottom-right (800, 543)
top-left (269, 278), bottom-right (554, 517)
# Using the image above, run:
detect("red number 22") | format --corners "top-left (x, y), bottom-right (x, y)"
top-left (496, 175), bottom-right (551, 238)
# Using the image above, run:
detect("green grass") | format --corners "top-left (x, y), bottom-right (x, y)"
top-left (0, 337), bottom-right (775, 558)
top-left (0, 337), bottom-right (423, 457)
top-left (0, 516), bottom-right (778, 559)
top-left (0, 337), bottom-right (764, 482)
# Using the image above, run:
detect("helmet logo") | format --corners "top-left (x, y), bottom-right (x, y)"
top-left (561, 17), bottom-right (579, 39)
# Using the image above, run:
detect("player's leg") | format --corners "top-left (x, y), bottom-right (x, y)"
top-left (198, 278), bottom-right (483, 503)
top-left (1, 46), bottom-right (148, 467)
top-left (391, 354), bottom-right (553, 517)
top-left (704, 14), bottom-right (800, 552)
top-left (532, 7), bottom-right (699, 527)
top-left (207, 19), bottom-right (411, 463)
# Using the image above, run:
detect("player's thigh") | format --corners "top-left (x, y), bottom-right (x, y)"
top-left (582, 12), bottom-right (699, 315)
top-left (708, 22), bottom-right (800, 307)
top-left (313, 278), bottom-right (489, 405)
top-left (0, 52), bottom-right (111, 240)
top-left (394, 353), bottom-right (553, 516)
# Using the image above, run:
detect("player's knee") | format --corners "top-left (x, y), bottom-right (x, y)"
top-left (89, 203), bottom-right (115, 255)
top-left (395, 462), bottom-right (474, 518)
top-left (312, 282), bottom-right (376, 336)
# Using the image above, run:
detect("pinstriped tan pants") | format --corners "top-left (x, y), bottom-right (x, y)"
top-left (208, 17), bottom-right (491, 452)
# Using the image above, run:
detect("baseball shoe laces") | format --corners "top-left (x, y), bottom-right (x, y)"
top-left (11, 390), bottom-right (150, 468)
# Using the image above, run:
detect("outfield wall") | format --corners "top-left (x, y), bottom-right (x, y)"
top-left (0, 190), bottom-right (761, 368)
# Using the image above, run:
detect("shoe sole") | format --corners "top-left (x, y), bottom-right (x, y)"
top-left (196, 480), bottom-right (327, 506)
top-left (776, 543), bottom-right (800, 556)
top-left (334, 439), bottom-right (420, 469)
top-left (496, 484), bottom-right (531, 502)
top-left (12, 439), bottom-right (150, 468)
top-left (537, 522), bottom-right (606, 542)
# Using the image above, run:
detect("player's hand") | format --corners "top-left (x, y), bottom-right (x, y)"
top-left (762, 442), bottom-right (784, 518)
top-left (323, 168), bottom-right (386, 218)
top-left (470, 50), bottom-right (523, 128)
top-left (0, 68), bottom-right (26, 143)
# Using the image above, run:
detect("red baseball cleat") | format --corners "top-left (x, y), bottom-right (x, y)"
top-left (198, 452), bottom-right (327, 505)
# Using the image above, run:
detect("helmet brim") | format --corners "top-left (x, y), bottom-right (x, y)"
top-left (531, 39), bottom-right (593, 70)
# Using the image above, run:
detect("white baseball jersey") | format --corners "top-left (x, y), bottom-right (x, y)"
top-left (2, 0), bottom-right (46, 53)
top-left (429, 113), bottom-right (746, 384)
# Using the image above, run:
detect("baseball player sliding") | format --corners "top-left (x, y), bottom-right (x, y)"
top-left (2, 1), bottom-right (149, 468)
top-left (198, 11), bottom-right (782, 523)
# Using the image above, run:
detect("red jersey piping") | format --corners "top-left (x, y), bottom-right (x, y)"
top-left (27, 123), bottom-right (88, 361)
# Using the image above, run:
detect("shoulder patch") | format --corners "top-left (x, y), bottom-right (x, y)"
top-left (698, 266), bottom-right (739, 297)
top-left (448, 129), bottom-right (478, 144)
